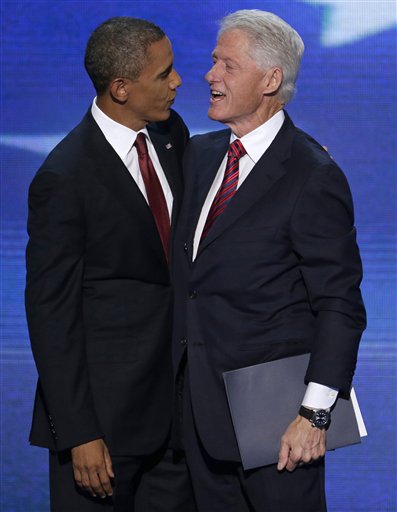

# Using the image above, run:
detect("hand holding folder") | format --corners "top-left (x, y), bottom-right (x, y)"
top-left (223, 353), bottom-right (363, 470)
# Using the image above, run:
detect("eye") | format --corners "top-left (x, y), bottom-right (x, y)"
top-left (158, 64), bottom-right (173, 80)
top-left (224, 60), bottom-right (236, 72)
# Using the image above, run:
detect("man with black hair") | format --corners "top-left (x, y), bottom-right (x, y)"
top-left (26, 17), bottom-right (194, 512)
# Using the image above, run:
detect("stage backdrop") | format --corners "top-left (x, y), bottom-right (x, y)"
top-left (1, 1), bottom-right (396, 511)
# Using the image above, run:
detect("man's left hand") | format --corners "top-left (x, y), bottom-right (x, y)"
top-left (277, 415), bottom-right (326, 472)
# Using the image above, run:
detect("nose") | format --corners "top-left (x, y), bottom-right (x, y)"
top-left (205, 63), bottom-right (218, 84)
top-left (170, 68), bottom-right (182, 89)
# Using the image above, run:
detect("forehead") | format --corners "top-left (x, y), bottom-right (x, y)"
top-left (144, 37), bottom-right (173, 68)
top-left (214, 29), bottom-right (252, 57)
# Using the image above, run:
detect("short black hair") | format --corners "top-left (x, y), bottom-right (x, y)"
top-left (84, 17), bottom-right (165, 94)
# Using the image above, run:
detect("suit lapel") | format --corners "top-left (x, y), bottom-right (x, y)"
top-left (196, 115), bottom-right (296, 258)
top-left (147, 127), bottom-right (183, 227)
top-left (83, 113), bottom-right (167, 265)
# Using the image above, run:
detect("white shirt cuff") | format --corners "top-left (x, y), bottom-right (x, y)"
top-left (301, 382), bottom-right (339, 410)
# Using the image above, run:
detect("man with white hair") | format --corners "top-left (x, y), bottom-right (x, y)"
top-left (172, 9), bottom-right (365, 511)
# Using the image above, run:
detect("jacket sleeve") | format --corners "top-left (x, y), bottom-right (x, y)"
top-left (290, 163), bottom-right (366, 397)
top-left (25, 169), bottom-right (104, 451)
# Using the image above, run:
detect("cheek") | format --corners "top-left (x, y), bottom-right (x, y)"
top-left (151, 84), bottom-right (168, 103)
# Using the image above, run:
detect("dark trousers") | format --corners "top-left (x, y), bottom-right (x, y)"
top-left (179, 364), bottom-right (327, 512)
top-left (49, 444), bottom-right (196, 512)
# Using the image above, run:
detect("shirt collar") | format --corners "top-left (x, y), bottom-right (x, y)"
top-left (91, 97), bottom-right (149, 160)
top-left (231, 110), bottom-right (285, 163)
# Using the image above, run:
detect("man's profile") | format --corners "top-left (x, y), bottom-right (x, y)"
top-left (25, 16), bottom-right (194, 512)
top-left (172, 9), bottom-right (366, 511)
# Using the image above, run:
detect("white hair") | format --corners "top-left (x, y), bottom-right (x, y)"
top-left (218, 10), bottom-right (305, 104)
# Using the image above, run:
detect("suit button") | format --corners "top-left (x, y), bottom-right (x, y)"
top-left (189, 290), bottom-right (197, 299)
top-left (180, 338), bottom-right (187, 345)
top-left (184, 243), bottom-right (188, 252)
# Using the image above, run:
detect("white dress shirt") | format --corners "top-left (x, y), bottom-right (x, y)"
top-left (91, 98), bottom-right (173, 217)
top-left (193, 110), bottom-right (338, 410)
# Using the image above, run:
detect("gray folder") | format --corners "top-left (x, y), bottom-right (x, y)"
top-left (223, 353), bottom-right (361, 470)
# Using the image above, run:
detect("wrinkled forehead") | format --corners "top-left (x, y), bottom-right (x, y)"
top-left (213, 28), bottom-right (253, 52)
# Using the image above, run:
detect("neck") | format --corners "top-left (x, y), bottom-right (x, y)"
top-left (227, 102), bottom-right (283, 138)
top-left (96, 95), bottom-right (146, 131)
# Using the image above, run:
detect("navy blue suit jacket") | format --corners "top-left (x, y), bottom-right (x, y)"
top-left (172, 112), bottom-right (366, 461)
top-left (26, 109), bottom-right (189, 455)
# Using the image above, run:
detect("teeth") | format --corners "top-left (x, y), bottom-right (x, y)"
top-left (211, 90), bottom-right (224, 97)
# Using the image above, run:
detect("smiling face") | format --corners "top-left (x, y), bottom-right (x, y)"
top-left (206, 29), bottom-right (283, 137)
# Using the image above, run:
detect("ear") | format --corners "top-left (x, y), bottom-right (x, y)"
top-left (262, 67), bottom-right (283, 96)
top-left (109, 78), bottom-right (130, 104)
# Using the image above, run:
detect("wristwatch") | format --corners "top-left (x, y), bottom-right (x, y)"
top-left (298, 406), bottom-right (330, 429)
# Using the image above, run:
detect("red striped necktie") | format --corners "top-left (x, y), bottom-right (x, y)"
top-left (201, 139), bottom-right (246, 241)
top-left (134, 133), bottom-right (170, 259)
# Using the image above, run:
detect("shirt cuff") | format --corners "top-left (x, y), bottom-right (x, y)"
top-left (301, 382), bottom-right (339, 410)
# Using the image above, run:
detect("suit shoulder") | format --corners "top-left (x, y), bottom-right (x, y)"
top-left (191, 128), bottom-right (230, 144)
top-left (186, 128), bottom-right (230, 154)
top-left (285, 125), bottom-right (350, 184)
top-left (149, 109), bottom-right (189, 153)
top-left (291, 127), bottom-right (335, 168)
top-left (168, 109), bottom-right (188, 129)
top-left (35, 116), bottom-right (90, 180)
top-left (150, 109), bottom-right (188, 137)
top-left (286, 126), bottom-right (353, 205)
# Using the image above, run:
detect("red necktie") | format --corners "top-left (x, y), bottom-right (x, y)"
top-left (201, 139), bottom-right (246, 240)
top-left (134, 133), bottom-right (170, 259)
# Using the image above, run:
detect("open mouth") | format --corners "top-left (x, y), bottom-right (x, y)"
top-left (210, 90), bottom-right (225, 102)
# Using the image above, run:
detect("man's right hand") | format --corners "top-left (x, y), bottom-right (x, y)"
top-left (71, 439), bottom-right (114, 498)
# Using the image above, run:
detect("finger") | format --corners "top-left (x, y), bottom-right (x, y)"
top-left (73, 467), bottom-right (83, 489)
top-left (286, 457), bottom-right (299, 472)
top-left (277, 442), bottom-right (290, 471)
top-left (88, 470), bottom-right (107, 498)
top-left (286, 450), bottom-right (301, 472)
top-left (104, 448), bottom-right (114, 479)
top-left (301, 452), bottom-right (313, 464)
top-left (81, 470), bottom-right (96, 497)
top-left (298, 459), bottom-right (313, 467)
top-left (98, 467), bottom-right (113, 496)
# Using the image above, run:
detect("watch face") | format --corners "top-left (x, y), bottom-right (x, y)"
top-left (313, 410), bottom-right (330, 427)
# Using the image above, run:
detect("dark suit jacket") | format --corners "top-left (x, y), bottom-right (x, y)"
top-left (172, 112), bottom-right (366, 462)
top-left (25, 109), bottom-right (189, 455)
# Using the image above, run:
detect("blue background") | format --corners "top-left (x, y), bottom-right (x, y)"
top-left (1, 1), bottom-right (396, 510)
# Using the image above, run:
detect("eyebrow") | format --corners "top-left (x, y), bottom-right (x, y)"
top-left (211, 52), bottom-right (239, 67)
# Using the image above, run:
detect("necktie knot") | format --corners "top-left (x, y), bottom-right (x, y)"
top-left (228, 139), bottom-right (246, 161)
top-left (134, 133), bottom-right (149, 157)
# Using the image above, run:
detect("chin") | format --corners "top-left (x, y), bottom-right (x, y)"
top-left (208, 108), bottom-right (220, 121)
top-left (151, 110), bottom-right (171, 123)
top-left (208, 112), bottom-right (225, 123)
top-left (208, 104), bottom-right (227, 122)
